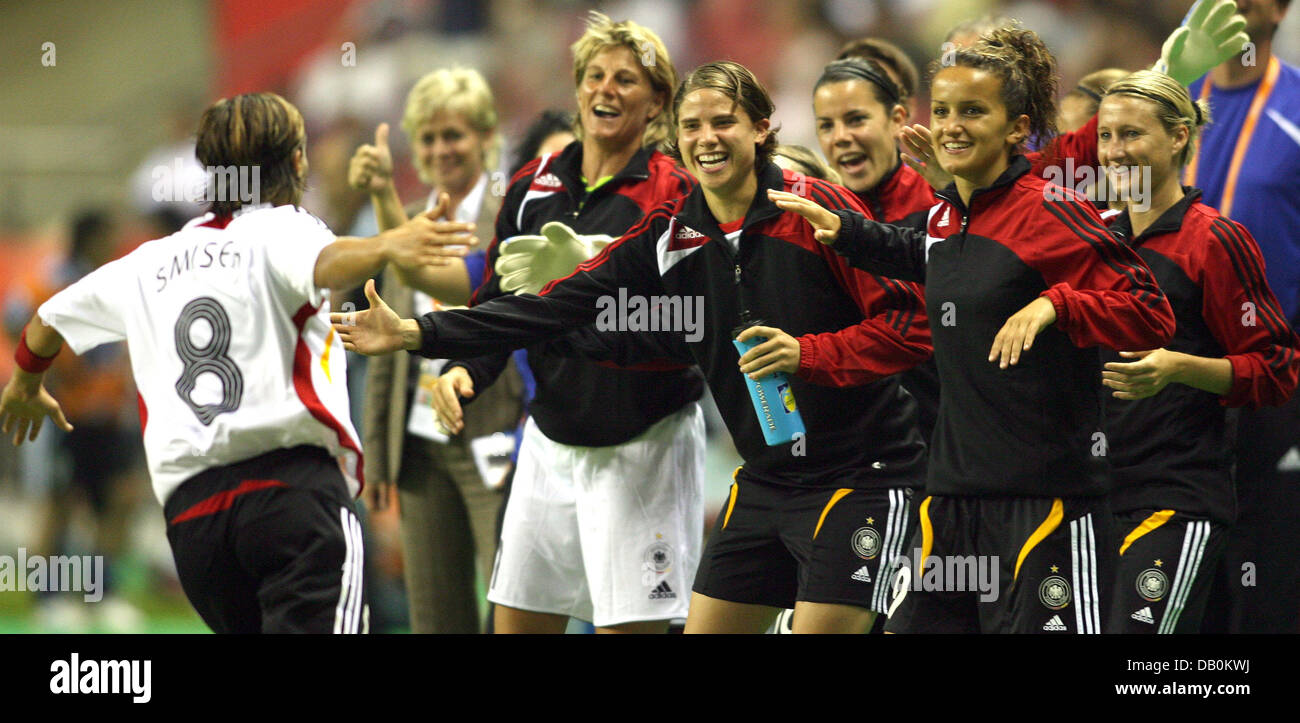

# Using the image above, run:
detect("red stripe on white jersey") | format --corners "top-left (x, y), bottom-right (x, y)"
top-left (199, 214), bottom-right (232, 229)
top-left (291, 302), bottom-right (365, 494)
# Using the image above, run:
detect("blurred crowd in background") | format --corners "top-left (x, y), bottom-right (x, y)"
top-left (0, 0), bottom-right (1296, 632)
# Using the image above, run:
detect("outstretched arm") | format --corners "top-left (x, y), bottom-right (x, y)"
top-left (387, 193), bottom-right (478, 305)
top-left (768, 182), bottom-right (932, 386)
top-left (1, 318), bottom-right (74, 445)
top-left (334, 270), bottom-right (617, 359)
top-left (995, 197), bottom-right (1175, 370)
top-left (768, 188), bottom-right (928, 282)
top-left (313, 202), bottom-right (475, 293)
top-left (334, 207), bottom-right (673, 360)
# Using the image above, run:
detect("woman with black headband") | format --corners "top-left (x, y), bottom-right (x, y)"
top-left (814, 58), bottom-right (935, 230)
top-left (812, 58), bottom-right (944, 442)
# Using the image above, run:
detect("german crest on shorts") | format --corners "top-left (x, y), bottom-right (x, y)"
top-left (644, 540), bottom-right (672, 574)
top-left (852, 526), bottom-right (881, 559)
top-left (1136, 568), bottom-right (1169, 602)
top-left (1038, 575), bottom-right (1072, 610)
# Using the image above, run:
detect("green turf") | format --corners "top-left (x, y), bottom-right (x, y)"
top-left (0, 553), bottom-right (209, 633)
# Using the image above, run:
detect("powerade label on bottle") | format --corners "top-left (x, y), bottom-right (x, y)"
top-left (732, 319), bottom-right (806, 446)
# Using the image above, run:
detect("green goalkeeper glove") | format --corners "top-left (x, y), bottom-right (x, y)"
top-left (1155, 0), bottom-right (1249, 86)
top-left (495, 221), bottom-right (615, 295)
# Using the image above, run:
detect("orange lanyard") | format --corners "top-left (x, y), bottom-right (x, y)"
top-left (1185, 56), bottom-right (1280, 219)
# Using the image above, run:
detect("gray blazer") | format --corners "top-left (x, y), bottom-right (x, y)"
top-left (362, 190), bottom-right (525, 483)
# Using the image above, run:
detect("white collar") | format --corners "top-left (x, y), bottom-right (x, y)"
top-left (182, 202), bottom-right (278, 229)
top-left (427, 173), bottom-right (489, 223)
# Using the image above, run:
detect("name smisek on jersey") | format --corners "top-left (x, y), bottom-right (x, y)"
top-left (37, 205), bottom-right (362, 505)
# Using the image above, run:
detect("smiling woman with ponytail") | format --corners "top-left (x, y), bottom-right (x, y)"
top-left (1096, 68), bottom-right (1300, 634)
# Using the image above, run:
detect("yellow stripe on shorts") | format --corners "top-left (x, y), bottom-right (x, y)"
top-left (1119, 509), bottom-right (1175, 556)
top-left (1014, 498), bottom-right (1064, 583)
top-left (813, 489), bottom-right (853, 540)
top-left (722, 467), bottom-right (742, 530)
top-left (919, 496), bottom-right (934, 563)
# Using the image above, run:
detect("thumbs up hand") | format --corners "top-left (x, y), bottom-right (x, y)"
top-left (348, 122), bottom-right (395, 194)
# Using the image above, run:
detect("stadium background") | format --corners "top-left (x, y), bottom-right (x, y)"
top-left (0, 0), bottom-right (1296, 633)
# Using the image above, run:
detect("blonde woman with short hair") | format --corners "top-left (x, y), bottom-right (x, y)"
top-left (351, 67), bottom-right (527, 633)
top-left (427, 12), bottom-right (706, 635)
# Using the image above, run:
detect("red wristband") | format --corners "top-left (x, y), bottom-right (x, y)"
top-left (14, 327), bottom-right (58, 374)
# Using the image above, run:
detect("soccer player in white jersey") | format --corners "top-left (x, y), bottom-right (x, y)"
top-left (0, 92), bottom-right (469, 633)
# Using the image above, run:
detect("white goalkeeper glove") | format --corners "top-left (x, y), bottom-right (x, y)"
top-left (1155, 0), bottom-right (1249, 86)
top-left (494, 221), bottom-right (614, 295)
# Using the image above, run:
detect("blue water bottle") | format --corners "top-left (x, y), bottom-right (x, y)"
top-left (733, 319), bottom-right (806, 446)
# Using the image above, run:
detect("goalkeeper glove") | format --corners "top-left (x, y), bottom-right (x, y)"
top-left (495, 221), bottom-right (614, 295)
top-left (1155, 0), bottom-right (1249, 86)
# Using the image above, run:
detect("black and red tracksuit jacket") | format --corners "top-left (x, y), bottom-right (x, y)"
top-left (830, 154), bottom-right (1176, 498)
top-left (450, 141), bottom-right (704, 447)
top-left (1102, 189), bottom-right (1300, 525)
top-left (852, 156), bottom-right (936, 230)
top-left (1029, 114), bottom-right (1100, 177)
top-left (416, 160), bottom-right (933, 488)
top-left (855, 159), bottom-right (944, 442)
top-left (853, 128), bottom-right (1102, 443)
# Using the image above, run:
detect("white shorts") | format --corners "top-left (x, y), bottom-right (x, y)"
top-left (487, 402), bottom-right (705, 627)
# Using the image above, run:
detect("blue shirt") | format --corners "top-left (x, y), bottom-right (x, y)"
top-left (463, 248), bottom-right (535, 404)
top-left (464, 248), bottom-right (535, 463)
top-left (1189, 60), bottom-right (1300, 325)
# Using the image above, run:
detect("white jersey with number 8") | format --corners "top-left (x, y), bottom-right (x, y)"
top-left (37, 205), bottom-right (362, 505)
